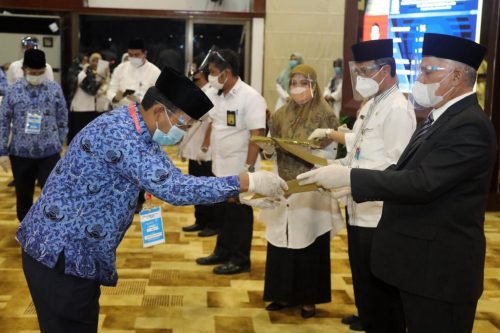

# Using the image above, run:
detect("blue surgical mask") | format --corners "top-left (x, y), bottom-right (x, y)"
top-left (152, 109), bottom-right (186, 146)
top-left (334, 67), bottom-right (342, 76)
top-left (288, 60), bottom-right (298, 69)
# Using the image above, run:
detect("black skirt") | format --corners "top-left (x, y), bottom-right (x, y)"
top-left (263, 231), bottom-right (331, 305)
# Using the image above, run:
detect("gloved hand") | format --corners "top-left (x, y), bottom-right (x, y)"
top-left (330, 186), bottom-right (351, 199)
top-left (256, 141), bottom-right (276, 156)
top-left (308, 128), bottom-right (332, 141)
top-left (248, 170), bottom-right (288, 197)
top-left (296, 164), bottom-right (350, 189)
top-left (0, 156), bottom-right (11, 172)
top-left (337, 124), bottom-right (352, 133)
top-left (239, 193), bottom-right (283, 209)
top-left (195, 147), bottom-right (210, 164)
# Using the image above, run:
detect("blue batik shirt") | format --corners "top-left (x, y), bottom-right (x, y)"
top-left (0, 78), bottom-right (68, 158)
top-left (0, 69), bottom-right (7, 96)
top-left (16, 104), bottom-right (240, 286)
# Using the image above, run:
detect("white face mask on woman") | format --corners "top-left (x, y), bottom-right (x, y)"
top-left (412, 71), bottom-right (454, 108)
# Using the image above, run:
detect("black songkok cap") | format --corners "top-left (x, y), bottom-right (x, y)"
top-left (23, 49), bottom-right (46, 69)
top-left (128, 38), bottom-right (145, 50)
top-left (153, 67), bottom-right (214, 120)
top-left (422, 33), bottom-right (486, 70)
top-left (351, 39), bottom-right (393, 62)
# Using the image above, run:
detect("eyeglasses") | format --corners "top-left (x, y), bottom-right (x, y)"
top-left (157, 101), bottom-right (194, 129)
top-left (419, 65), bottom-right (448, 75)
top-left (353, 63), bottom-right (386, 77)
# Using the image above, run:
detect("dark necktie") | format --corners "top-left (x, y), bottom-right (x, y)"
top-left (406, 113), bottom-right (434, 152)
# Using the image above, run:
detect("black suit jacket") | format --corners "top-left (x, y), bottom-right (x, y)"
top-left (351, 94), bottom-right (497, 302)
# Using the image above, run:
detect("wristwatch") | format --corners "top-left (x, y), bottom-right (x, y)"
top-left (246, 164), bottom-right (255, 173)
top-left (200, 146), bottom-right (209, 153)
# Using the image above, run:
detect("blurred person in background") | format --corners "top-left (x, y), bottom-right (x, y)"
top-left (7, 36), bottom-right (54, 85)
top-left (274, 52), bottom-right (303, 111)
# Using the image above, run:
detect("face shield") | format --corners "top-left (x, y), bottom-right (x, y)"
top-left (157, 99), bottom-right (197, 131)
top-left (349, 61), bottom-right (386, 101)
top-left (288, 74), bottom-right (316, 105)
top-left (408, 56), bottom-right (453, 118)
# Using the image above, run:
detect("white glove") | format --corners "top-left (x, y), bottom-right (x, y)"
top-left (296, 164), bottom-right (351, 189)
top-left (248, 170), bottom-right (288, 197)
top-left (308, 128), bottom-right (332, 141)
top-left (256, 142), bottom-right (276, 156)
top-left (239, 193), bottom-right (283, 209)
top-left (0, 156), bottom-right (11, 172)
top-left (195, 148), bottom-right (210, 164)
top-left (331, 186), bottom-right (351, 199)
top-left (337, 124), bottom-right (353, 133)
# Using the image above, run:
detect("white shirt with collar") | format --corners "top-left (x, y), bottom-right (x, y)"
top-left (430, 91), bottom-right (475, 122)
top-left (209, 78), bottom-right (267, 177)
top-left (7, 59), bottom-right (54, 85)
top-left (107, 60), bottom-right (160, 105)
top-left (178, 84), bottom-right (217, 161)
top-left (339, 85), bottom-right (416, 228)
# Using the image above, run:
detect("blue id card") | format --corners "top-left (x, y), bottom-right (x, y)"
top-left (139, 206), bottom-right (165, 247)
top-left (25, 113), bottom-right (42, 134)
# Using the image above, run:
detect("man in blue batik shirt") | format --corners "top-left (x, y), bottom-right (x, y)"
top-left (0, 49), bottom-right (68, 222)
top-left (16, 66), bottom-right (287, 333)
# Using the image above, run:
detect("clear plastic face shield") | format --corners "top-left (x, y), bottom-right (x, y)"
top-left (408, 55), bottom-right (454, 117)
top-left (349, 60), bottom-right (387, 101)
top-left (156, 99), bottom-right (197, 131)
top-left (288, 73), bottom-right (316, 105)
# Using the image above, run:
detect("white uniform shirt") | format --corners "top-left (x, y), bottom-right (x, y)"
top-left (340, 84), bottom-right (416, 228)
top-left (70, 69), bottom-right (101, 112)
top-left (323, 79), bottom-right (343, 119)
top-left (260, 148), bottom-right (344, 249)
top-left (7, 59), bottom-right (54, 85)
top-left (106, 60), bottom-right (160, 105)
top-left (179, 84), bottom-right (217, 161)
top-left (209, 78), bottom-right (266, 177)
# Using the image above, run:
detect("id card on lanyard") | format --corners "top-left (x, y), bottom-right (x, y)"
top-left (129, 104), bottom-right (166, 247)
top-left (25, 93), bottom-right (43, 134)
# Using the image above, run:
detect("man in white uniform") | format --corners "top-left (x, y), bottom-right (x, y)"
top-left (107, 38), bottom-right (161, 212)
top-left (107, 38), bottom-right (161, 108)
top-left (7, 36), bottom-right (54, 85)
top-left (309, 39), bottom-right (416, 332)
top-left (179, 65), bottom-right (220, 237)
top-left (195, 49), bottom-right (266, 275)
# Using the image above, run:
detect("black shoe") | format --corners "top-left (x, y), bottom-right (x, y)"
top-left (349, 320), bottom-right (365, 331)
top-left (183, 223), bottom-right (203, 232)
top-left (300, 305), bottom-right (316, 319)
top-left (265, 302), bottom-right (292, 311)
top-left (341, 315), bottom-right (359, 325)
top-left (198, 228), bottom-right (218, 237)
top-left (7, 179), bottom-right (15, 187)
top-left (213, 262), bottom-right (250, 275)
top-left (196, 253), bottom-right (227, 266)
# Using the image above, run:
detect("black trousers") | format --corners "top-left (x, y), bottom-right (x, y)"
top-left (67, 111), bottom-right (100, 145)
top-left (214, 202), bottom-right (253, 266)
top-left (188, 159), bottom-right (219, 230)
top-left (10, 154), bottom-right (60, 221)
top-left (400, 291), bottom-right (477, 333)
top-left (22, 251), bottom-right (100, 333)
top-left (347, 225), bottom-right (405, 333)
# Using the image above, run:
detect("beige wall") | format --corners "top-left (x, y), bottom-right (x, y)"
top-left (263, 0), bottom-right (345, 110)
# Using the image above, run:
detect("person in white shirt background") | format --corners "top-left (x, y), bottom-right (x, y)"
top-left (179, 61), bottom-right (220, 237)
top-left (308, 39), bottom-right (416, 332)
top-left (195, 49), bottom-right (267, 275)
top-left (323, 58), bottom-right (343, 119)
top-left (107, 38), bottom-right (161, 108)
top-left (274, 52), bottom-right (303, 112)
top-left (107, 37), bottom-right (161, 213)
top-left (7, 36), bottom-right (54, 85)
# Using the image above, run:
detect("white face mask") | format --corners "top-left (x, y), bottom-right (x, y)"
top-left (355, 67), bottom-right (387, 98)
top-left (26, 74), bottom-right (45, 86)
top-left (412, 72), bottom-right (453, 108)
top-left (129, 56), bottom-right (144, 68)
top-left (208, 73), bottom-right (225, 91)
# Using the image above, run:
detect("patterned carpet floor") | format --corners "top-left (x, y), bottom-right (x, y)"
top-left (0, 148), bottom-right (499, 332)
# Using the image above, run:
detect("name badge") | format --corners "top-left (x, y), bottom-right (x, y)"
top-left (25, 113), bottom-right (42, 134)
top-left (139, 206), bottom-right (165, 247)
top-left (226, 110), bottom-right (236, 127)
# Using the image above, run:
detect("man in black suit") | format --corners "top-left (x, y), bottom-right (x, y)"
top-left (297, 33), bottom-right (496, 333)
